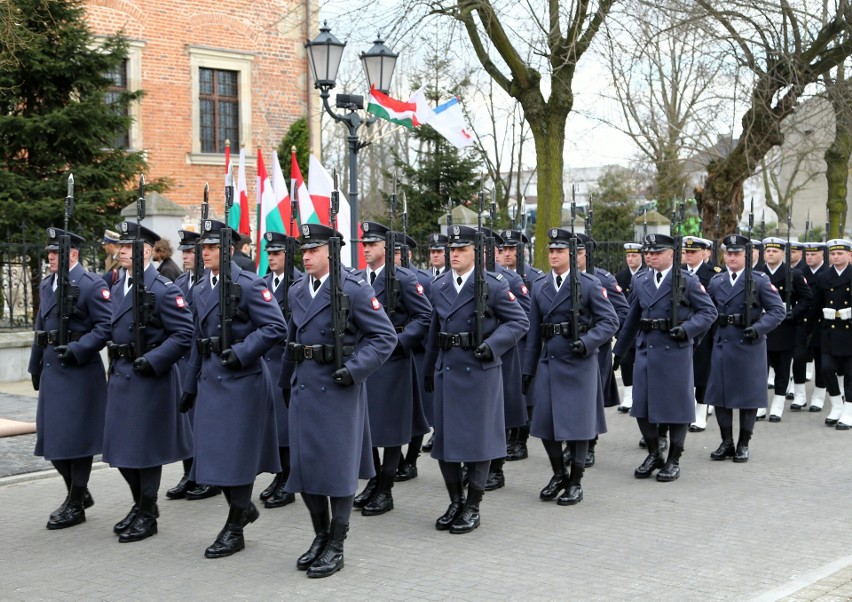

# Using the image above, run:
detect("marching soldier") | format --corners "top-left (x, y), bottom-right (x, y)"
top-left (102, 221), bottom-right (194, 542)
top-left (705, 235), bottom-right (785, 462)
top-left (258, 231), bottom-right (302, 509)
top-left (760, 236), bottom-right (813, 421)
top-left (423, 225), bottom-right (529, 534)
top-left (278, 223), bottom-right (396, 578)
top-left (29, 228), bottom-right (111, 529)
top-left (179, 219), bottom-right (286, 558)
top-left (352, 222), bottom-right (431, 516)
top-left (165, 229), bottom-right (220, 502)
top-left (613, 233), bottom-right (717, 482)
top-left (809, 239), bottom-right (852, 429)
top-left (615, 243), bottom-right (644, 413)
top-left (799, 242), bottom-right (830, 411)
top-left (522, 228), bottom-right (619, 505)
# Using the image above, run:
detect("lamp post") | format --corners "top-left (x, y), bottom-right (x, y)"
top-left (305, 23), bottom-right (398, 265)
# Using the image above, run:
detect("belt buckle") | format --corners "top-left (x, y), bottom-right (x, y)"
top-left (303, 346), bottom-right (313, 360)
top-left (451, 334), bottom-right (460, 347)
top-left (836, 311), bottom-right (843, 320)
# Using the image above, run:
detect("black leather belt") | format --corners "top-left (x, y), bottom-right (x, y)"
top-left (437, 332), bottom-right (475, 350)
top-left (107, 342), bottom-right (158, 360)
top-left (34, 330), bottom-right (85, 347)
top-left (717, 314), bottom-right (746, 327)
top-left (287, 342), bottom-right (355, 363)
top-left (540, 322), bottom-right (589, 339)
top-left (639, 318), bottom-right (671, 332)
top-left (197, 337), bottom-right (245, 358)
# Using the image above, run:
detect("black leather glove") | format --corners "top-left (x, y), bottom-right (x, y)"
top-left (179, 392), bottom-right (196, 413)
top-left (133, 356), bottom-right (155, 376)
top-left (424, 375), bottom-right (434, 393)
top-left (219, 349), bottom-right (242, 370)
top-left (522, 374), bottom-right (533, 396)
top-left (332, 367), bottom-right (354, 386)
top-left (612, 355), bottom-right (621, 372)
top-left (54, 345), bottom-right (77, 365)
top-left (742, 326), bottom-right (759, 341)
top-left (474, 342), bottom-right (494, 361)
top-left (570, 339), bottom-right (586, 356)
top-left (668, 326), bottom-right (688, 341)
top-left (31, 373), bottom-right (39, 392)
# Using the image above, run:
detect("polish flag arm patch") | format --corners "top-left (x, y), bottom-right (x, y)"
top-left (521, 285), bottom-right (529, 296)
top-left (601, 287), bottom-right (608, 299)
top-left (371, 297), bottom-right (382, 310)
top-left (415, 283), bottom-right (424, 295)
top-left (770, 284), bottom-right (778, 293)
top-left (508, 291), bottom-right (517, 301)
top-left (615, 284), bottom-right (623, 293)
top-left (261, 289), bottom-right (273, 302)
top-left (100, 289), bottom-right (111, 300)
top-left (176, 295), bottom-right (186, 308)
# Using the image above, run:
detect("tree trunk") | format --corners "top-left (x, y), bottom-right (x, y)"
top-left (825, 90), bottom-right (852, 239)
top-left (530, 111), bottom-right (568, 267)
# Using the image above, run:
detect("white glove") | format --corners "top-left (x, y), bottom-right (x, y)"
top-left (839, 308), bottom-right (852, 320)
top-left (823, 308), bottom-right (837, 320)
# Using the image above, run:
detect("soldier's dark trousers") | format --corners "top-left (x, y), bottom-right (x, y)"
top-left (714, 407), bottom-right (757, 432)
top-left (822, 355), bottom-right (852, 399)
top-left (438, 460), bottom-right (489, 490)
top-left (222, 483), bottom-right (253, 508)
top-left (768, 350), bottom-right (794, 390)
top-left (374, 446), bottom-right (402, 478)
top-left (637, 418), bottom-right (686, 449)
top-left (542, 438), bottom-right (586, 472)
top-left (52, 456), bottom-right (93, 490)
top-left (792, 342), bottom-right (810, 384)
top-left (118, 466), bottom-right (162, 502)
top-left (302, 492), bottom-right (356, 524)
top-left (403, 436), bottom-right (423, 466)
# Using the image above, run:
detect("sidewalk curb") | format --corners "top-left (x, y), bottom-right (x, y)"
top-left (750, 553), bottom-right (852, 601)
top-left (0, 461), bottom-right (109, 487)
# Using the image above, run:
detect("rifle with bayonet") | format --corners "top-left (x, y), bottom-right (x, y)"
top-left (642, 207), bottom-right (648, 267)
top-left (280, 186), bottom-right (299, 321)
top-left (329, 170), bottom-right (350, 370)
top-left (744, 200), bottom-right (757, 328)
top-left (132, 175), bottom-right (155, 357)
top-left (713, 199), bottom-right (721, 267)
top-left (218, 167), bottom-right (242, 353)
top-left (585, 195), bottom-right (595, 273)
top-left (474, 182), bottom-right (489, 347)
top-left (445, 198), bottom-right (453, 271)
top-left (670, 201), bottom-right (686, 329)
top-left (56, 174), bottom-right (79, 347)
top-left (400, 192), bottom-right (410, 269)
top-left (785, 213), bottom-right (793, 319)
top-left (483, 185), bottom-right (496, 272)
top-left (195, 184), bottom-right (208, 285)
top-left (569, 188), bottom-right (581, 342)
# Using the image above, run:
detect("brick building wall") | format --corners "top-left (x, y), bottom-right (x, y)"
top-left (84, 0), bottom-right (316, 221)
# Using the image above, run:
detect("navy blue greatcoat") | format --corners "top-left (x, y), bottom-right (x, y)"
top-left (424, 271), bottom-right (530, 462)
top-left (523, 271), bottom-right (619, 441)
top-left (182, 262), bottom-right (286, 486)
top-left (29, 263), bottom-right (111, 460)
top-left (102, 264), bottom-right (194, 469)
top-left (592, 267), bottom-right (629, 408)
top-left (279, 269), bottom-right (397, 497)
top-left (705, 271), bottom-right (785, 408)
top-left (613, 269), bottom-right (718, 423)
top-left (364, 266), bottom-right (432, 446)
top-left (496, 265), bottom-right (531, 428)
top-left (411, 266), bottom-right (436, 431)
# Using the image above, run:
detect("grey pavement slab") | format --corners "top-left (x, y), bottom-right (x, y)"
top-left (1, 378), bottom-right (851, 600)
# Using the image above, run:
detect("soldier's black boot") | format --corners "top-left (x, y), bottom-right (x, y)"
top-left (352, 477), bottom-right (378, 509)
top-left (51, 488), bottom-right (94, 522)
top-left (166, 474), bottom-right (193, 500)
top-left (540, 453), bottom-right (568, 501)
top-left (450, 486), bottom-right (483, 534)
top-left (265, 468), bottom-right (295, 508)
top-left (119, 495), bottom-right (158, 542)
top-left (47, 484), bottom-right (86, 530)
top-left (435, 480), bottom-right (466, 530)
top-left (113, 504), bottom-right (139, 535)
top-left (734, 429), bottom-right (752, 463)
top-left (362, 473), bottom-right (394, 516)
top-left (421, 432), bottom-right (435, 451)
top-left (297, 509), bottom-right (331, 570)
top-left (204, 505), bottom-right (247, 558)
top-left (710, 426), bottom-right (735, 460)
top-left (484, 459), bottom-right (505, 491)
top-left (508, 425), bottom-right (529, 461)
top-left (557, 464), bottom-right (584, 506)
top-left (585, 438), bottom-right (597, 468)
top-left (306, 519), bottom-right (348, 578)
top-left (656, 445), bottom-right (683, 482)
top-left (185, 484), bottom-right (222, 500)
top-left (259, 473), bottom-right (282, 502)
top-left (634, 438), bottom-right (664, 479)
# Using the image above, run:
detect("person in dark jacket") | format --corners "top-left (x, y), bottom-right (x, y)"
top-left (29, 228), bottom-right (112, 530)
top-left (232, 234), bottom-right (256, 273)
top-left (153, 238), bottom-right (182, 281)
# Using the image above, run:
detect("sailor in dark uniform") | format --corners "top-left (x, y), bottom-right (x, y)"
top-left (801, 242), bottom-right (830, 410)
top-left (102, 221), bottom-right (194, 542)
top-left (278, 224), bottom-right (396, 578)
top-left (351, 223), bottom-right (431, 516)
top-left (423, 225), bottom-right (529, 534)
top-left (180, 220), bottom-right (287, 558)
top-left (522, 228), bottom-right (619, 505)
top-left (29, 228), bottom-right (111, 530)
top-left (258, 231), bottom-right (303, 509)
top-left (614, 243), bottom-right (644, 413)
top-left (810, 239), bottom-right (852, 429)
top-left (613, 233), bottom-right (717, 482)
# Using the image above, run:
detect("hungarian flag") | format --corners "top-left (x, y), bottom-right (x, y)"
top-left (366, 85), bottom-right (420, 128)
top-left (292, 150), bottom-right (316, 225)
top-left (271, 150), bottom-right (297, 236)
top-left (230, 147), bottom-right (252, 235)
top-left (255, 148), bottom-right (281, 275)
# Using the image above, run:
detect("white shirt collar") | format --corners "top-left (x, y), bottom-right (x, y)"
top-left (654, 266), bottom-right (672, 287)
top-left (310, 272), bottom-right (330, 298)
top-left (271, 271), bottom-right (286, 292)
top-left (452, 269), bottom-right (473, 292)
top-left (552, 269), bottom-right (569, 291)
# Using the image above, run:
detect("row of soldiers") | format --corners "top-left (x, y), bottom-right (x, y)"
top-left (28, 208), bottom-right (852, 578)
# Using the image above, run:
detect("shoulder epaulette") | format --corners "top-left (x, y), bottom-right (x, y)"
top-left (713, 266), bottom-right (722, 273)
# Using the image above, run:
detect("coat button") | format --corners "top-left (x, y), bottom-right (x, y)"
top-left (445, 366), bottom-right (450, 371)
top-left (465, 367), bottom-right (471, 373)
top-left (217, 376), bottom-right (222, 382)
top-left (300, 384), bottom-right (305, 390)
top-left (321, 386), bottom-right (327, 392)
top-left (46, 363), bottom-right (51, 367)
top-left (126, 374), bottom-right (130, 380)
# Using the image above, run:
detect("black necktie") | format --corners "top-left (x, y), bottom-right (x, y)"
top-left (127, 277), bottom-right (133, 287)
top-left (555, 275), bottom-right (563, 289)
top-left (656, 272), bottom-right (662, 284)
top-left (312, 278), bottom-right (321, 291)
top-left (456, 276), bottom-right (463, 287)
top-left (370, 272), bottom-right (376, 285)
top-left (211, 275), bottom-right (218, 287)
top-left (274, 276), bottom-right (280, 289)
top-left (435, 268), bottom-right (441, 277)
top-left (731, 272), bottom-right (738, 281)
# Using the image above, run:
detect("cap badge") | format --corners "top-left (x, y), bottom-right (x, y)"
top-left (550, 229), bottom-right (557, 238)
top-left (265, 232), bottom-right (273, 241)
top-left (301, 224), bottom-right (310, 236)
top-left (452, 225), bottom-right (460, 235)
top-left (362, 222), bottom-right (369, 232)
top-left (48, 228), bottom-right (56, 238)
top-left (649, 234), bottom-right (656, 243)
top-left (120, 222), bottom-right (129, 233)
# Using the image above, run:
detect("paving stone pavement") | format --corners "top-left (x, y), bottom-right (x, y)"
top-left (2, 378), bottom-right (851, 601)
